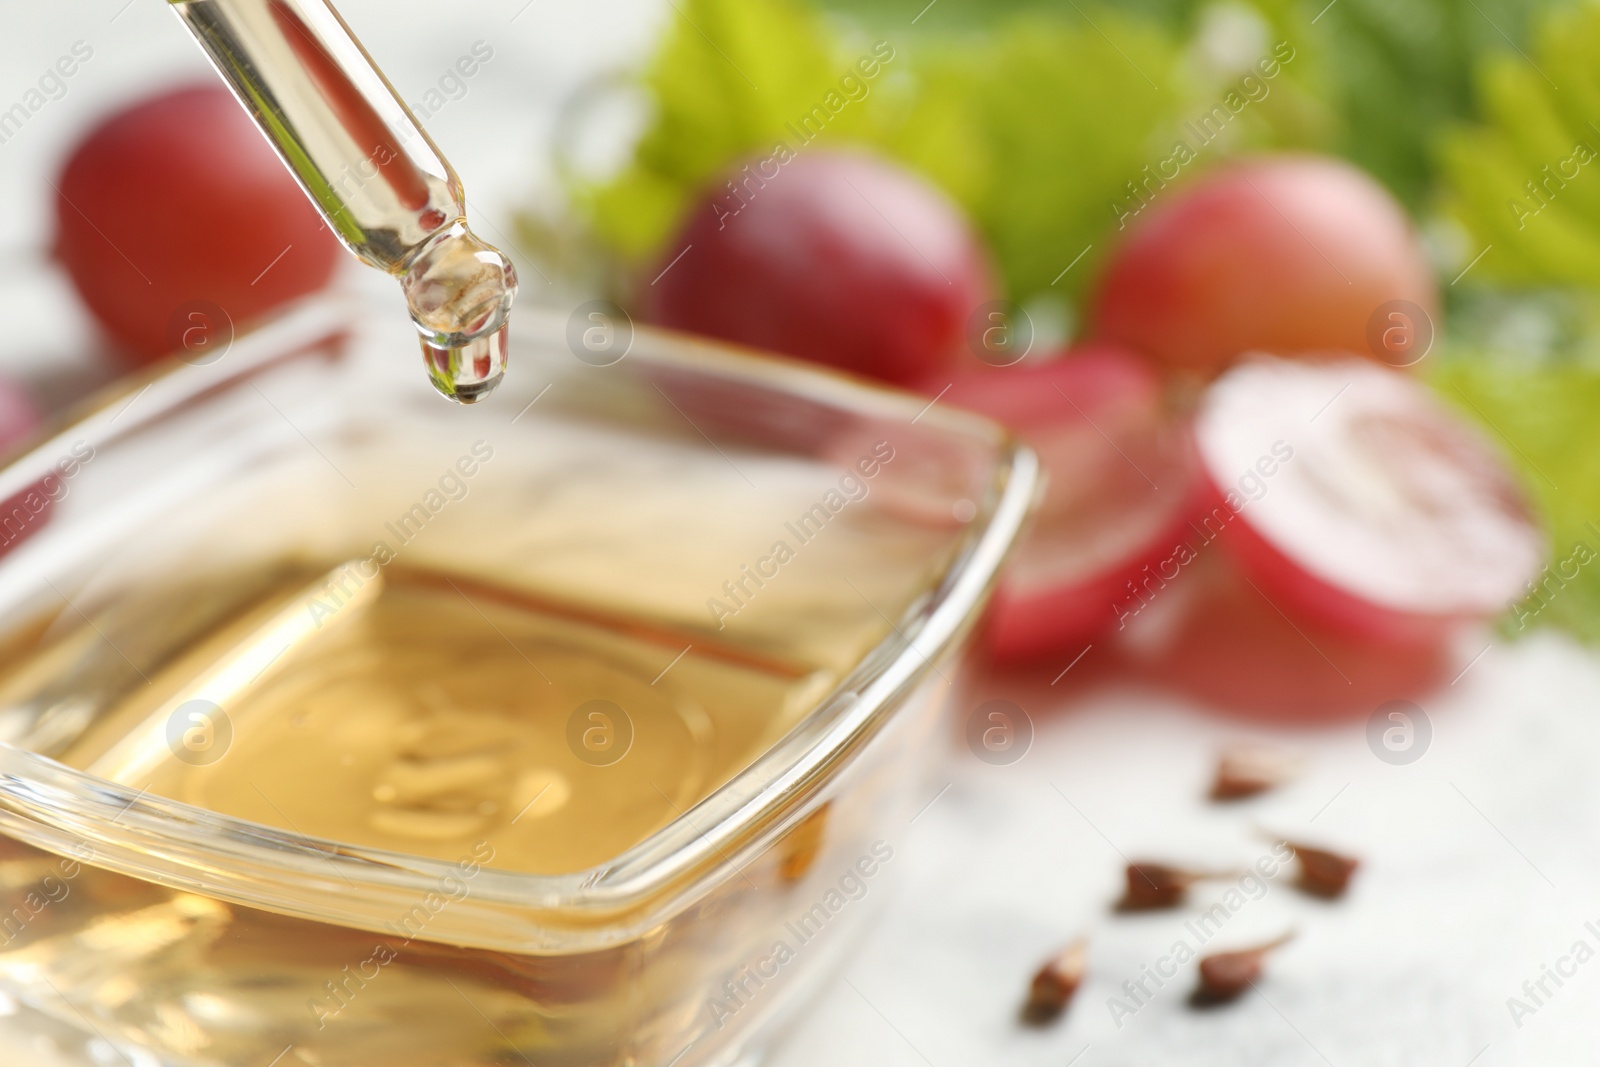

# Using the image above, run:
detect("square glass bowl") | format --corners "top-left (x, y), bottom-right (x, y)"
top-left (0, 294), bottom-right (1036, 1067)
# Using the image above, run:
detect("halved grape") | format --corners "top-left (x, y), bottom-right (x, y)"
top-left (931, 345), bottom-right (1201, 663)
top-left (1125, 547), bottom-right (1455, 722)
top-left (1193, 355), bottom-right (1545, 643)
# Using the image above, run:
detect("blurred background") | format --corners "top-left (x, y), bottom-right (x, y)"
top-left (9, 0), bottom-right (1600, 1063)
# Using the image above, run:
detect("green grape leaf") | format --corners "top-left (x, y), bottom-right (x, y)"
top-left (574, 0), bottom-right (1188, 310)
top-left (575, 0), bottom-right (887, 260)
top-left (1438, 3), bottom-right (1600, 287)
top-left (1432, 356), bottom-right (1600, 642)
top-left (886, 15), bottom-right (1184, 307)
top-left (808, 0), bottom-right (1567, 210)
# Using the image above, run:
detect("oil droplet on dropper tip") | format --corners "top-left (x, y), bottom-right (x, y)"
top-left (421, 322), bottom-right (509, 405)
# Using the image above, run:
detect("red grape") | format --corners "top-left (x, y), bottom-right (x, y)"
top-left (931, 346), bottom-right (1201, 663)
top-left (643, 150), bottom-right (994, 387)
top-left (1089, 155), bottom-right (1437, 376)
top-left (54, 84), bottom-right (342, 364)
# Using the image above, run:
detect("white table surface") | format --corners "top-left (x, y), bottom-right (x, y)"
top-left (4, 5), bottom-right (1599, 1066)
top-left (768, 633), bottom-right (1600, 1067)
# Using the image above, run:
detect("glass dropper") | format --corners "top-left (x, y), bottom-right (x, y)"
top-left (169, 0), bottom-right (517, 403)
